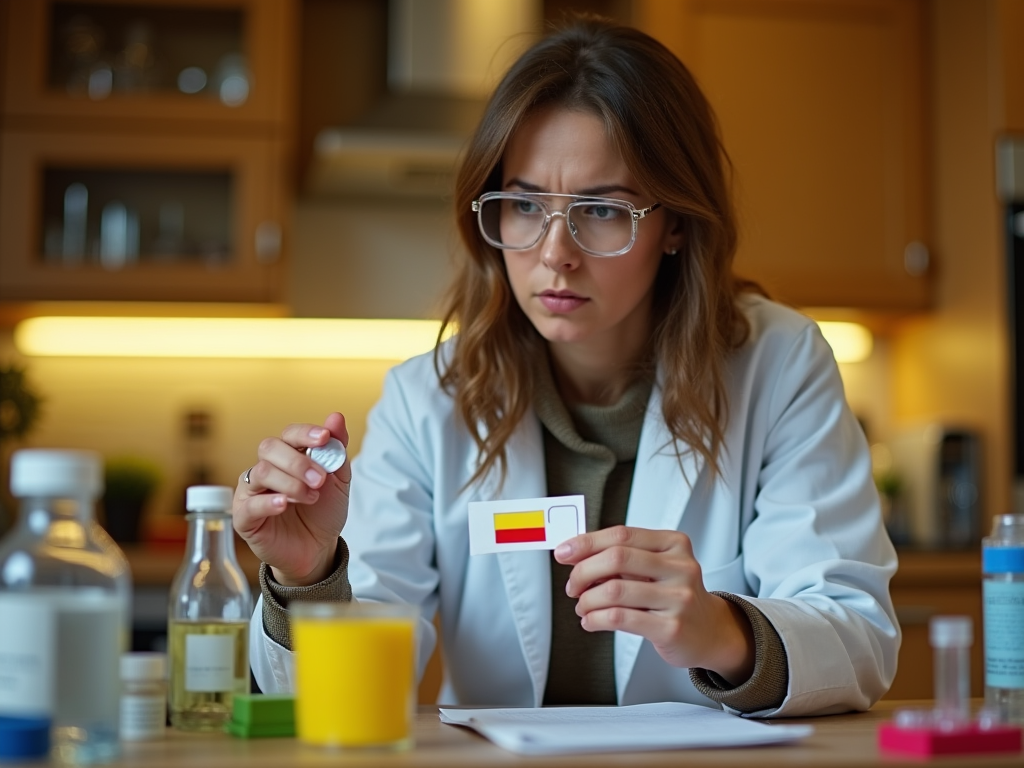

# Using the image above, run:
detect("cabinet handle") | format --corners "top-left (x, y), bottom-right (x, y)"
top-left (904, 241), bottom-right (930, 276)
top-left (256, 221), bottom-right (282, 264)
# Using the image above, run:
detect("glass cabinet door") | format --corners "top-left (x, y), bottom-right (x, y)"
top-left (3, 0), bottom-right (294, 124)
top-left (0, 130), bottom-right (285, 302)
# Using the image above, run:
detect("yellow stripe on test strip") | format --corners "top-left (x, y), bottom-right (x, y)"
top-left (493, 511), bottom-right (545, 530)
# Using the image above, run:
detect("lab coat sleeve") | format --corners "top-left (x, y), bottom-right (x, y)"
top-left (736, 322), bottom-right (900, 717)
top-left (248, 360), bottom-right (441, 694)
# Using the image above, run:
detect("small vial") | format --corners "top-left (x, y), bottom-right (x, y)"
top-left (306, 437), bottom-right (346, 473)
top-left (930, 615), bottom-right (972, 725)
top-left (120, 653), bottom-right (167, 741)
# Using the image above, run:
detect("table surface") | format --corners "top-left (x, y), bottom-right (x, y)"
top-left (23, 702), bottom-right (1021, 768)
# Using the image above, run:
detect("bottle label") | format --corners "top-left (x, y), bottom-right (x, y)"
top-left (0, 595), bottom-right (56, 716)
top-left (983, 546), bottom-right (1024, 574)
top-left (53, 593), bottom-right (124, 726)
top-left (983, 579), bottom-right (1024, 689)
top-left (185, 634), bottom-right (234, 692)
top-left (120, 694), bottom-right (166, 740)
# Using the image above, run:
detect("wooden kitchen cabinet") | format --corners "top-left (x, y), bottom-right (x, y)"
top-left (887, 551), bottom-right (983, 700)
top-left (0, 0), bottom-right (296, 302)
top-left (635, 0), bottom-right (930, 311)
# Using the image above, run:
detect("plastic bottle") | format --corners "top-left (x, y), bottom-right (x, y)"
top-left (982, 513), bottom-right (1024, 724)
top-left (168, 486), bottom-right (252, 731)
top-left (0, 449), bottom-right (131, 764)
top-left (930, 616), bottom-right (972, 725)
top-left (119, 652), bottom-right (167, 741)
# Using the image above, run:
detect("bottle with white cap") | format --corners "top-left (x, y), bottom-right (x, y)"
top-left (168, 485), bottom-right (251, 731)
top-left (0, 449), bottom-right (131, 764)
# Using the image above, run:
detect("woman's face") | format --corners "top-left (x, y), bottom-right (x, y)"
top-left (499, 107), bottom-right (682, 357)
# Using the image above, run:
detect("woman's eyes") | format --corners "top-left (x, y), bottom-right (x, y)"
top-left (512, 199), bottom-right (542, 214)
top-left (578, 204), bottom-right (623, 220)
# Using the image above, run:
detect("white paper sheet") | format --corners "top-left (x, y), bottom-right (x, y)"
top-left (439, 702), bottom-right (814, 755)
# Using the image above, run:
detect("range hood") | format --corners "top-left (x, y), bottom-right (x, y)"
top-left (307, 0), bottom-right (541, 199)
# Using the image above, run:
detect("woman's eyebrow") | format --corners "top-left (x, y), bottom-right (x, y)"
top-left (504, 178), bottom-right (544, 192)
top-left (504, 178), bottom-right (640, 197)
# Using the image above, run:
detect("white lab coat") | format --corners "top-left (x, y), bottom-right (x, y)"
top-left (251, 295), bottom-right (900, 717)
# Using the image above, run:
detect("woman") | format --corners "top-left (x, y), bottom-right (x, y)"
top-left (234, 18), bottom-right (899, 717)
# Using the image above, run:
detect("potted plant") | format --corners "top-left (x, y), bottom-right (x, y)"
top-left (102, 455), bottom-right (162, 543)
top-left (0, 363), bottom-right (44, 533)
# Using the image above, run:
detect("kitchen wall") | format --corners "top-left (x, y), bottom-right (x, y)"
top-left (0, 328), bottom-right (398, 525)
top-left (288, 198), bottom-right (457, 319)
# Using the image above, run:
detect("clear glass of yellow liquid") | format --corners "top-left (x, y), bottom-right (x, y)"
top-left (291, 601), bottom-right (418, 750)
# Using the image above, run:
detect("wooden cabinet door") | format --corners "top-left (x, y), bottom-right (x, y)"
top-left (887, 552), bottom-right (983, 700)
top-left (635, 0), bottom-right (929, 310)
top-left (0, 129), bottom-right (286, 302)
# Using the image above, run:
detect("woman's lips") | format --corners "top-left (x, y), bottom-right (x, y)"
top-left (538, 290), bottom-right (589, 313)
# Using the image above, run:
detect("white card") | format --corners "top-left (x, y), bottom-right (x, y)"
top-left (469, 495), bottom-right (586, 555)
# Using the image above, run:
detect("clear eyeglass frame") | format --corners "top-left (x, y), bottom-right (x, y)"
top-left (471, 191), bottom-right (661, 257)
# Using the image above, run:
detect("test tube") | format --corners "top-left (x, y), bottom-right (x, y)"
top-left (930, 615), bottom-right (972, 725)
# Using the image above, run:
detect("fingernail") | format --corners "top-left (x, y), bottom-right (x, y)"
top-left (310, 427), bottom-right (326, 440)
top-left (272, 495), bottom-right (286, 509)
top-left (305, 468), bottom-right (322, 486)
top-left (554, 543), bottom-right (571, 559)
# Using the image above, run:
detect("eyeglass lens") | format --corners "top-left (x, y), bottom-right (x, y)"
top-left (479, 196), bottom-right (634, 255)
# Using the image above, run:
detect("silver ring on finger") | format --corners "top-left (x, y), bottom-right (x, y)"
top-left (243, 466), bottom-right (254, 485)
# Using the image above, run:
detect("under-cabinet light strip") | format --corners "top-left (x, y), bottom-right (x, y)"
top-left (14, 317), bottom-right (446, 360)
top-left (817, 321), bottom-right (873, 363)
top-left (14, 316), bottom-right (872, 363)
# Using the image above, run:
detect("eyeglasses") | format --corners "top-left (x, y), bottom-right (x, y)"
top-left (471, 192), bottom-right (661, 257)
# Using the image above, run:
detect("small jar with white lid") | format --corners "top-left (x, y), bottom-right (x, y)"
top-left (120, 652), bottom-right (167, 741)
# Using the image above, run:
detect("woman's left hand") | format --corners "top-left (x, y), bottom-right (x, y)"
top-left (554, 526), bottom-right (756, 685)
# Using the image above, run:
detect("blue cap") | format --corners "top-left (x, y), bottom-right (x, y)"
top-left (0, 716), bottom-right (50, 760)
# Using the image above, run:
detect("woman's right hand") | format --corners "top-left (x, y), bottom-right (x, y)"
top-left (233, 412), bottom-right (351, 587)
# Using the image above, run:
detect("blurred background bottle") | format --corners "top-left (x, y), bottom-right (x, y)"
top-left (168, 485), bottom-right (251, 731)
top-left (0, 449), bottom-right (131, 764)
top-left (982, 513), bottom-right (1024, 724)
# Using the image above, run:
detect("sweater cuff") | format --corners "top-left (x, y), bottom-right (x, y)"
top-left (259, 538), bottom-right (353, 650)
top-left (688, 592), bottom-right (789, 713)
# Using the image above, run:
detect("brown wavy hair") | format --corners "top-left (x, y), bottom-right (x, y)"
top-left (436, 16), bottom-right (758, 486)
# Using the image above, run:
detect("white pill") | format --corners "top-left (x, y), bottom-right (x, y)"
top-left (306, 437), bottom-right (346, 473)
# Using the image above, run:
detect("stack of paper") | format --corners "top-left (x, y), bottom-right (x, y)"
top-left (439, 702), bottom-right (813, 756)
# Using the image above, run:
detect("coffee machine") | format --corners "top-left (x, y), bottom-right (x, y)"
top-left (887, 424), bottom-right (982, 549)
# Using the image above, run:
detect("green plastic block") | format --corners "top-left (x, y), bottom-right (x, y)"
top-left (226, 694), bottom-right (296, 738)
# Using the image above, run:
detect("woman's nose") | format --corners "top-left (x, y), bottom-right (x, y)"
top-left (539, 215), bottom-right (582, 272)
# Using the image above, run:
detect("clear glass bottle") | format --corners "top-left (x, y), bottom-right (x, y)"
top-left (0, 449), bottom-right (131, 764)
top-left (983, 513), bottom-right (1024, 724)
top-left (168, 486), bottom-right (251, 731)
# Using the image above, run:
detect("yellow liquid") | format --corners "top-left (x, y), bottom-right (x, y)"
top-left (292, 616), bottom-right (415, 748)
top-left (168, 619), bottom-right (249, 731)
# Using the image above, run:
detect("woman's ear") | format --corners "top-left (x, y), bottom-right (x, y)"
top-left (662, 214), bottom-right (685, 255)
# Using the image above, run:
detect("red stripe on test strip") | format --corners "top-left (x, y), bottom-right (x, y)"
top-left (495, 527), bottom-right (546, 544)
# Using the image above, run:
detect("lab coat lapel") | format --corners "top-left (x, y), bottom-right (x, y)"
top-left (615, 380), bottom-right (704, 702)
top-left (476, 410), bottom-right (552, 707)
